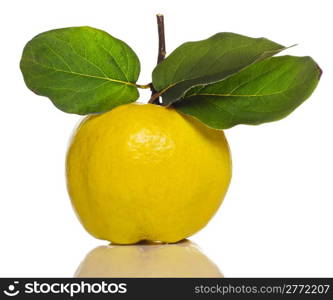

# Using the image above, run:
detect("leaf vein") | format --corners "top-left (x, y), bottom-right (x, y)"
top-left (23, 58), bottom-right (136, 87)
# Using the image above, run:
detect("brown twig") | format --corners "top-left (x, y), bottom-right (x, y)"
top-left (148, 14), bottom-right (166, 104)
top-left (156, 14), bottom-right (166, 64)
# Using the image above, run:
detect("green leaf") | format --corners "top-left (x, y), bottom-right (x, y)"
top-left (20, 26), bottom-right (140, 114)
top-left (174, 56), bottom-right (321, 129)
top-left (152, 32), bottom-right (286, 106)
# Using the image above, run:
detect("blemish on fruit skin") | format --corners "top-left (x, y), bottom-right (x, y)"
top-left (127, 128), bottom-right (175, 162)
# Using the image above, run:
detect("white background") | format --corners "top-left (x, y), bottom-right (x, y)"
top-left (1, 0), bottom-right (332, 277)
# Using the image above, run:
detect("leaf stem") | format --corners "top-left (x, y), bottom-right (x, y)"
top-left (136, 83), bottom-right (151, 89)
top-left (149, 14), bottom-right (166, 104)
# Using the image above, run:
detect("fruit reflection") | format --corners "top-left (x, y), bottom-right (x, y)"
top-left (75, 240), bottom-right (223, 277)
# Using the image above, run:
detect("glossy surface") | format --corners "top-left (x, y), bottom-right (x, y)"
top-left (67, 103), bottom-right (232, 244)
top-left (75, 240), bottom-right (223, 277)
